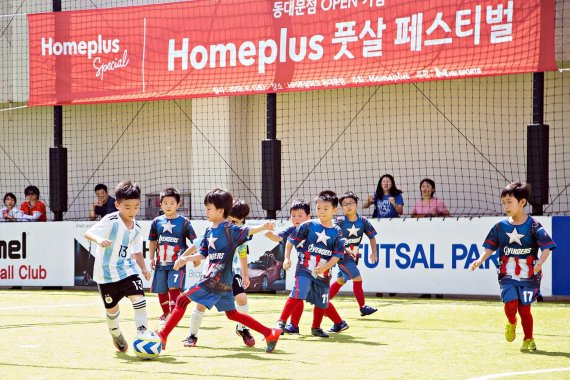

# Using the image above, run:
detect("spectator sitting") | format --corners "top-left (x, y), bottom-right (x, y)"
top-left (20, 185), bottom-right (47, 222)
top-left (1, 192), bottom-right (27, 222)
top-left (363, 174), bottom-right (404, 218)
top-left (89, 183), bottom-right (118, 221)
top-left (411, 178), bottom-right (450, 218)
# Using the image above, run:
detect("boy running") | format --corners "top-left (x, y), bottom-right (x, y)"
top-left (469, 181), bottom-right (556, 352)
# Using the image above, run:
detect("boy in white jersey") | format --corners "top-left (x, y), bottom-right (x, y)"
top-left (84, 180), bottom-right (152, 353)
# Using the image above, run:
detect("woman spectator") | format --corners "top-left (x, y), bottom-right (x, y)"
top-left (19, 185), bottom-right (47, 222)
top-left (411, 178), bottom-right (450, 218)
top-left (364, 174), bottom-right (404, 218)
top-left (1, 192), bottom-right (27, 222)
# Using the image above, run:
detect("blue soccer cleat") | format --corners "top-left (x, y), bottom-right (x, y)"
top-left (360, 305), bottom-right (378, 317)
top-left (328, 320), bottom-right (349, 333)
top-left (283, 323), bottom-right (300, 335)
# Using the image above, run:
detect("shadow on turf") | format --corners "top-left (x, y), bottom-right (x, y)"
top-left (290, 333), bottom-right (386, 346)
top-left (521, 350), bottom-right (570, 358)
top-left (115, 351), bottom-right (179, 364)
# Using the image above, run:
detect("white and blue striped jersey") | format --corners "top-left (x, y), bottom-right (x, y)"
top-left (87, 212), bottom-right (143, 284)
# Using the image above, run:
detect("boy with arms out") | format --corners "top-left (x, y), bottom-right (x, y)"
top-left (275, 191), bottom-right (346, 338)
top-left (157, 188), bottom-right (281, 353)
top-left (84, 181), bottom-right (152, 352)
top-left (326, 191), bottom-right (378, 333)
top-left (265, 199), bottom-right (311, 334)
top-left (469, 182), bottom-right (556, 352)
top-left (148, 187), bottom-right (197, 324)
top-left (184, 199), bottom-right (256, 348)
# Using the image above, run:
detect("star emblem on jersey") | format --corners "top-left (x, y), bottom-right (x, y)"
top-left (162, 220), bottom-right (175, 234)
top-left (506, 228), bottom-right (525, 245)
top-left (315, 230), bottom-right (330, 245)
top-left (347, 224), bottom-right (359, 237)
top-left (208, 237), bottom-right (218, 249)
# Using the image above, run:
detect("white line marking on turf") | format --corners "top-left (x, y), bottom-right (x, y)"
top-left (470, 367), bottom-right (570, 379)
top-left (19, 344), bottom-right (39, 348)
top-left (0, 303), bottom-right (100, 311)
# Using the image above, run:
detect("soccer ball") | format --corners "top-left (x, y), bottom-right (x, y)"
top-left (133, 330), bottom-right (162, 359)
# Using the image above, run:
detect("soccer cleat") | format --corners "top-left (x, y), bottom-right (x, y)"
top-left (264, 328), bottom-right (281, 353)
top-left (520, 338), bottom-right (537, 352)
top-left (283, 323), bottom-right (300, 335)
top-left (236, 327), bottom-right (256, 347)
top-left (505, 321), bottom-right (517, 342)
top-left (360, 305), bottom-right (378, 317)
top-left (111, 332), bottom-right (128, 352)
top-left (275, 320), bottom-right (285, 336)
top-left (311, 328), bottom-right (329, 338)
top-left (183, 334), bottom-right (198, 348)
top-left (327, 320), bottom-right (349, 333)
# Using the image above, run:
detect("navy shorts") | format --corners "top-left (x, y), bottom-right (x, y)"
top-left (289, 273), bottom-right (330, 309)
top-left (98, 274), bottom-right (145, 309)
top-left (185, 283), bottom-right (236, 312)
top-left (151, 264), bottom-right (186, 293)
top-left (337, 258), bottom-right (361, 282)
top-left (500, 277), bottom-right (540, 305)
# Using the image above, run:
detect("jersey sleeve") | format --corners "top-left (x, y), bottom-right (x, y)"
top-left (288, 221), bottom-right (309, 245)
top-left (86, 216), bottom-right (112, 241)
top-left (535, 223), bottom-right (557, 251)
top-left (278, 225), bottom-right (295, 241)
top-left (362, 217), bottom-right (377, 239)
top-left (185, 219), bottom-right (197, 242)
top-left (482, 224), bottom-right (500, 251)
top-left (231, 224), bottom-right (250, 247)
top-left (130, 228), bottom-right (143, 254)
top-left (199, 230), bottom-right (210, 257)
top-left (148, 218), bottom-right (159, 241)
top-left (236, 243), bottom-right (248, 258)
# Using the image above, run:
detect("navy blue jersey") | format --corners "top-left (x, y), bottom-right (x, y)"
top-left (288, 220), bottom-right (345, 282)
top-left (336, 215), bottom-right (377, 260)
top-left (199, 221), bottom-right (250, 286)
top-left (483, 216), bottom-right (556, 280)
top-left (278, 225), bottom-right (296, 243)
top-left (149, 215), bottom-right (197, 263)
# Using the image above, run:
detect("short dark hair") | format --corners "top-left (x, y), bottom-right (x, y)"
top-left (204, 188), bottom-right (233, 218)
top-left (160, 187), bottom-right (181, 203)
top-left (339, 191), bottom-right (359, 204)
top-left (230, 199), bottom-right (250, 221)
top-left (114, 180), bottom-right (141, 202)
top-left (316, 190), bottom-right (338, 208)
top-left (420, 178), bottom-right (436, 198)
top-left (24, 185), bottom-right (40, 197)
top-left (94, 184), bottom-right (108, 193)
top-left (3, 192), bottom-right (16, 204)
top-left (290, 199), bottom-right (310, 215)
top-left (501, 181), bottom-right (530, 202)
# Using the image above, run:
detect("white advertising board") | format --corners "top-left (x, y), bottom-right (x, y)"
top-left (0, 222), bottom-right (75, 286)
top-left (286, 217), bottom-right (552, 296)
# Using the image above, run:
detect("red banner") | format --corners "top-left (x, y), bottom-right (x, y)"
top-left (28, 0), bottom-right (556, 106)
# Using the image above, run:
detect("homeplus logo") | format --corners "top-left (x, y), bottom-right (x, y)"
top-left (41, 35), bottom-right (128, 80)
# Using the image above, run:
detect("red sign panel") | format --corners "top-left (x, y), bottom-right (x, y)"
top-left (28, 0), bottom-right (556, 106)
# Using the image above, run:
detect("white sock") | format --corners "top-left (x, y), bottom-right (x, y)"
top-left (189, 309), bottom-right (205, 336)
top-left (236, 303), bottom-right (249, 331)
top-left (132, 298), bottom-right (148, 333)
top-left (106, 310), bottom-right (121, 337)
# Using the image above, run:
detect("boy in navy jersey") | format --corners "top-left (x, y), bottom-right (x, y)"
top-left (84, 180), bottom-right (152, 353)
top-left (265, 199), bottom-right (311, 334)
top-left (157, 188), bottom-right (281, 353)
top-left (325, 191), bottom-right (378, 333)
top-left (275, 191), bottom-right (346, 338)
top-left (183, 199), bottom-right (256, 348)
top-left (470, 182), bottom-right (556, 352)
top-left (148, 187), bottom-right (197, 325)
